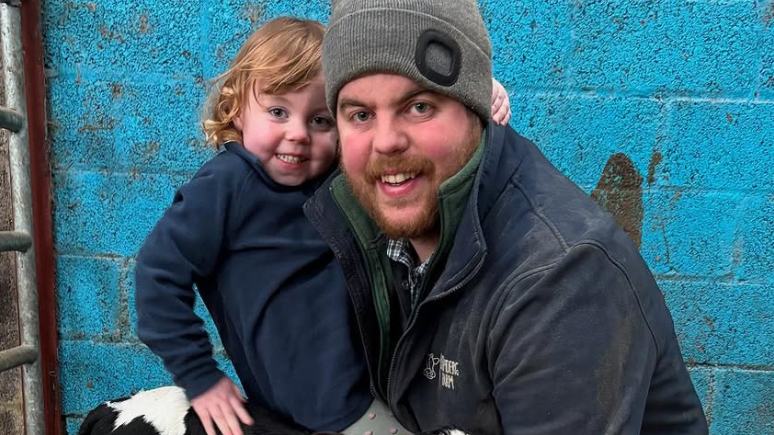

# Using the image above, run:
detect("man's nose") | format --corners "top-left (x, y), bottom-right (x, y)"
top-left (372, 116), bottom-right (409, 155)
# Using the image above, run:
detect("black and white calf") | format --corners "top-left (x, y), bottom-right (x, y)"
top-left (77, 386), bottom-right (311, 435)
top-left (77, 386), bottom-right (469, 435)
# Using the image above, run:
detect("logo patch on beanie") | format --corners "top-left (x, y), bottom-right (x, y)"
top-left (415, 30), bottom-right (461, 87)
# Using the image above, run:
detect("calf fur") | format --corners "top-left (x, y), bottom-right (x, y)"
top-left (77, 386), bottom-right (469, 435)
top-left (77, 386), bottom-right (311, 435)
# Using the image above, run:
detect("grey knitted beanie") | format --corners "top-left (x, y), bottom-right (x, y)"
top-left (322, 0), bottom-right (493, 122)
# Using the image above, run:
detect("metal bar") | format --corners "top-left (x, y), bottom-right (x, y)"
top-left (20, 0), bottom-right (63, 431)
top-left (1, 3), bottom-right (45, 435)
top-left (0, 0), bottom-right (20, 8)
top-left (0, 345), bottom-right (38, 373)
top-left (0, 230), bottom-right (32, 252)
top-left (0, 105), bottom-right (24, 132)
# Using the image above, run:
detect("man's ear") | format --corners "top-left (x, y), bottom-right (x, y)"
top-left (233, 112), bottom-right (243, 131)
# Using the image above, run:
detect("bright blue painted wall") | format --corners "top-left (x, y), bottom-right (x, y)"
top-left (41, 1), bottom-right (774, 434)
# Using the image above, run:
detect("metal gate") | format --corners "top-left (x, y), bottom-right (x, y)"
top-left (0, 1), bottom-right (46, 434)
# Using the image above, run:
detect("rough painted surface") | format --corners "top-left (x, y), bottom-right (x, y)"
top-left (39, 0), bottom-right (774, 433)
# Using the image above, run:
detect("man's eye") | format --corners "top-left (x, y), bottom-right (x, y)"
top-left (413, 102), bottom-right (430, 113)
top-left (352, 111), bottom-right (371, 122)
top-left (269, 108), bottom-right (287, 118)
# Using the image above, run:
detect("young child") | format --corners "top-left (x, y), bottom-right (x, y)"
top-left (135, 17), bottom-right (511, 435)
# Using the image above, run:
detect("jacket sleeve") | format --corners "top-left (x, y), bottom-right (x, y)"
top-left (487, 242), bottom-right (658, 435)
top-left (135, 164), bottom-right (241, 400)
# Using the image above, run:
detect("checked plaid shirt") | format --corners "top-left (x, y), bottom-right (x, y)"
top-left (386, 238), bottom-right (433, 308)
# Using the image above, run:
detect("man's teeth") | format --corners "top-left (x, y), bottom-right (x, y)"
top-left (277, 154), bottom-right (302, 164)
top-left (381, 173), bottom-right (417, 184)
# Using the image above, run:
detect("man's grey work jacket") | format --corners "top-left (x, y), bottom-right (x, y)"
top-left (304, 124), bottom-right (708, 435)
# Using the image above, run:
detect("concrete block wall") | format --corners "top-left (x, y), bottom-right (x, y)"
top-left (40, 0), bottom-right (773, 433)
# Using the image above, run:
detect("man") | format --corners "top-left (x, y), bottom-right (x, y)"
top-left (305, 0), bottom-right (709, 434)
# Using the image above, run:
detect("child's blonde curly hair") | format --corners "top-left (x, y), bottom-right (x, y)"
top-left (202, 17), bottom-right (325, 148)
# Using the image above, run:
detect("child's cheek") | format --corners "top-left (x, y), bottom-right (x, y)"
top-left (314, 132), bottom-right (338, 160)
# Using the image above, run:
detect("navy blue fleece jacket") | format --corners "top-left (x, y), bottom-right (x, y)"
top-left (135, 142), bottom-right (371, 431)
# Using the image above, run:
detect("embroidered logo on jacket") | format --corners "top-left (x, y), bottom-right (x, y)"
top-left (424, 353), bottom-right (440, 380)
top-left (424, 353), bottom-right (460, 390)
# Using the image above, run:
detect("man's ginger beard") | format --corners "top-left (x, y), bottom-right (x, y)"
top-left (343, 120), bottom-right (482, 240)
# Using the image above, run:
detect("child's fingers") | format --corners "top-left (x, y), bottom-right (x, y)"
top-left (492, 92), bottom-right (504, 109)
top-left (491, 94), bottom-right (504, 121)
top-left (219, 403), bottom-right (244, 435)
top-left (231, 395), bottom-right (254, 426)
top-left (491, 78), bottom-right (503, 104)
top-left (502, 107), bottom-right (512, 125)
top-left (492, 100), bottom-right (509, 125)
top-left (490, 78), bottom-right (511, 125)
top-left (209, 407), bottom-right (231, 435)
top-left (196, 407), bottom-right (218, 435)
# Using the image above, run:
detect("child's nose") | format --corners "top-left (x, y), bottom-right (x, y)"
top-left (285, 120), bottom-right (311, 143)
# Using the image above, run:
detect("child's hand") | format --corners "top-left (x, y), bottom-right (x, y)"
top-left (191, 377), bottom-right (254, 435)
top-left (491, 78), bottom-right (511, 125)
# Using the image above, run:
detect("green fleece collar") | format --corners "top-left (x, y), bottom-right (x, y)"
top-left (433, 133), bottom-right (486, 250)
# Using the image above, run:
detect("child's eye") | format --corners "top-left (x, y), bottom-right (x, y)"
top-left (269, 108), bottom-right (287, 118)
top-left (311, 116), bottom-right (333, 130)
